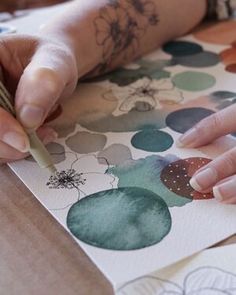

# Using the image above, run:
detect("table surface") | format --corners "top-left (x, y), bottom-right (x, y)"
top-left (0, 3), bottom-right (235, 295)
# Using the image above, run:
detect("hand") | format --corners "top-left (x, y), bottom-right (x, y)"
top-left (177, 104), bottom-right (236, 204)
top-left (0, 34), bottom-right (78, 162)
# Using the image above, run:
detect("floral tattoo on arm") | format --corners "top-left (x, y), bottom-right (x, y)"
top-left (93, 0), bottom-right (159, 72)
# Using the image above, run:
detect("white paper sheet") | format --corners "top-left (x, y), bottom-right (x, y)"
top-left (117, 244), bottom-right (236, 294)
top-left (6, 5), bottom-right (236, 290)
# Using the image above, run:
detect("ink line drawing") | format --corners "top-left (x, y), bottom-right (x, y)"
top-left (117, 266), bottom-right (236, 295)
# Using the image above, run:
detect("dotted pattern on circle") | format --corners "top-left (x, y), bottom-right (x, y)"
top-left (131, 130), bottom-right (173, 152)
top-left (160, 157), bottom-right (214, 200)
top-left (163, 41), bottom-right (203, 57)
top-left (166, 107), bottom-right (215, 134)
top-left (67, 187), bottom-right (171, 250)
top-left (172, 71), bottom-right (216, 92)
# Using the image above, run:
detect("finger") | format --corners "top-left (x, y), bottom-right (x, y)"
top-left (176, 104), bottom-right (236, 148)
top-left (189, 146), bottom-right (236, 192)
top-left (0, 107), bottom-right (29, 153)
top-left (222, 197), bottom-right (236, 205)
top-left (213, 175), bottom-right (236, 203)
top-left (0, 126), bottom-right (58, 162)
top-left (0, 141), bottom-right (27, 160)
top-left (0, 35), bottom-right (43, 94)
top-left (15, 42), bottom-right (77, 130)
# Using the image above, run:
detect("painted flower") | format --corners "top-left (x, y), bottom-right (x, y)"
top-left (103, 78), bottom-right (183, 113)
top-left (94, 5), bottom-right (130, 60)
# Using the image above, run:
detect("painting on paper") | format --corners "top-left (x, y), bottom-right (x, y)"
top-left (10, 20), bottom-right (236, 288)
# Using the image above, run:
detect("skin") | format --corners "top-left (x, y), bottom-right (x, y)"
top-left (2, 0), bottom-right (235, 203)
top-left (177, 106), bottom-right (236, 203)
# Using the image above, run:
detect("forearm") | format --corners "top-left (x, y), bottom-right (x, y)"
top-left (41, 0), bottom-right (207, 77)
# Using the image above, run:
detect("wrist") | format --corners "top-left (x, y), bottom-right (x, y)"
top-left (39, 12), bottom-right (102, 79)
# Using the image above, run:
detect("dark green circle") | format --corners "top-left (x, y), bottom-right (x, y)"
top-left (131, 130), bottom-right (173, 152)
top-left (163, 41), bottom-right (203, 57)
top-left (67, 187), bottom-right (171, 251)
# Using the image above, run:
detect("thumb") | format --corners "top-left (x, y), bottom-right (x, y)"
top-left (15, 42), bottom-right (77, 130)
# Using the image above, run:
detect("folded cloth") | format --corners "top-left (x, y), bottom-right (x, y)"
top-left (207, 0), bottom-right (236, 20)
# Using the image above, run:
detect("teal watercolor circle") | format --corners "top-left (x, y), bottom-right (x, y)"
top-left (67, 187), bottom-right (171, 251)
top-left (163, 41), bottom-right (203, 57)
top-left (131, 130), bottom-right (173, 152)
top-left (172, 71), bottom-right (216, 91)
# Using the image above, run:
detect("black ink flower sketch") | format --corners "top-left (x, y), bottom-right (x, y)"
top-left (47, 169), bottom-right (86, 190)
top-left (117, 266), bottom-right (236, 295)
top-left (44, 153), bottom-right (116, 211)
top-left (94, 0), bottom-right (159, 64)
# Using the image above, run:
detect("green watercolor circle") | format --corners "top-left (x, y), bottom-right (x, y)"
top-left (67, 187), bottom-right (171, 251)
top-left (131, 130), bottom-right (173, 152)
top-left (172, 71), bottom-right (216, 91)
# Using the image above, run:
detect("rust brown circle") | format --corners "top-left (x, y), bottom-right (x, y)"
top-left (220, 47), bottom-right (236, 65)
top-left (225, 64), bottom-right (236, 73)
top-left (160, 157), bottom-right (214, 200)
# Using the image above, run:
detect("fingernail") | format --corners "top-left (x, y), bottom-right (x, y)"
top-left (3, 131), bottom-right (29, 153)
top-left (19, 104), bottom-right (45, 129)
top-left (176, 128), bottom-right (198, 147)
top-left (190, 168), bottom-right (217, 191)
top-left (213, 179), bottom-right (236, 201)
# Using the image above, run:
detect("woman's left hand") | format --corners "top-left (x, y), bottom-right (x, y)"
top-left (177, 104), bottom-right (236, 204)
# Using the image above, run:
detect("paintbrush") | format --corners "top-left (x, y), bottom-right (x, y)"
top-left (0, 80), bottom-right (57, 174)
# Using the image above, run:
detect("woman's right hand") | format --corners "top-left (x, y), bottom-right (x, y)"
top-left (0, 34), bottom-right (78, 162)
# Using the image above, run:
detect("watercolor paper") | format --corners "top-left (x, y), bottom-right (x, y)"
top-left (117, 244), bottom-right (236, 294)
top-left (8, 19), bottom-right (236, 290)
